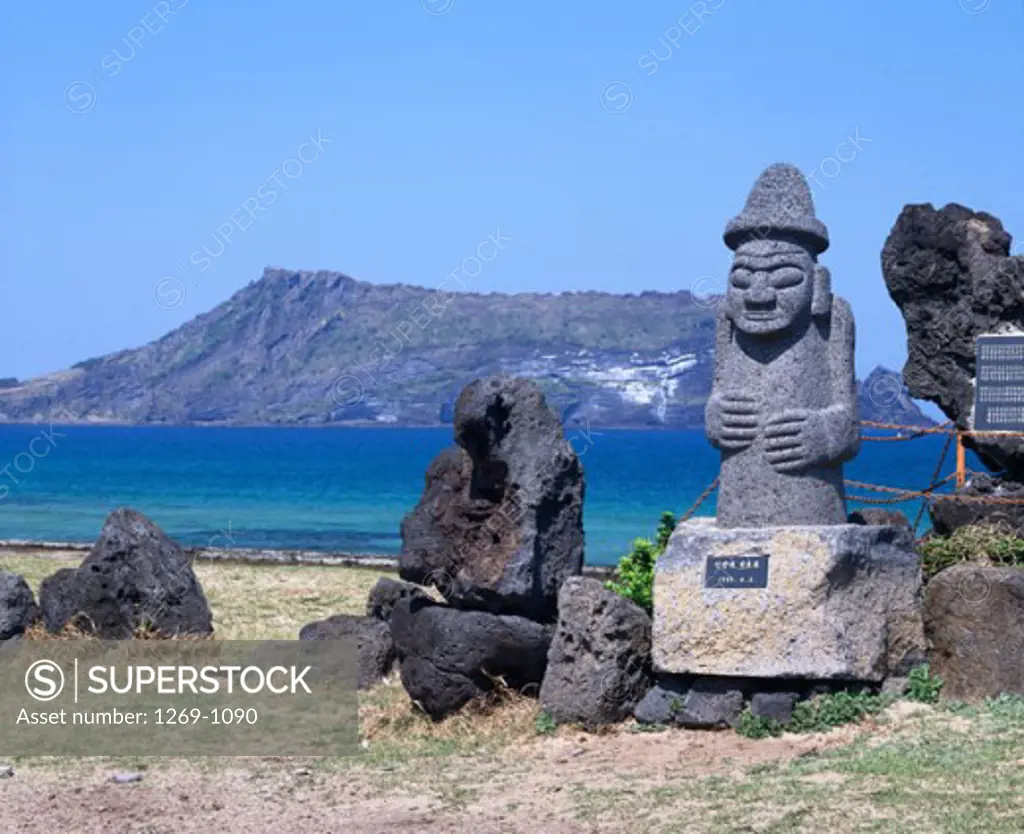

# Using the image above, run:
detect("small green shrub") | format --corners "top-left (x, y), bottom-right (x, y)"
top-left (606, 511), bottom-right (676, 613)
top-left (654, 511), bottom-right (676, 551)
top-left (735, 711), bottom-right (784, 739)
top-left (534, 710), bottom-right (557, 736)
top-left (736, 690), bottom-right (891, 739)
top-left (918, 523), bottom-right (1024, 582)
top-left (788, 690), bottom-right (889, 734)
top-left (906, 664), bottom-right (943, 704)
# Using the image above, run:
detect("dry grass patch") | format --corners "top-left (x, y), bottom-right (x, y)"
top-left (1, 550), bottom-right (389, 639)
top-left (358, 676), bottom-right (542, 766)
top-left (194, 561), bottom-right (387, 639)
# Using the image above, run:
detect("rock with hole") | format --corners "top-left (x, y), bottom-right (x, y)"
top-left (399, 376), bottom-right (585, 621)
top-left (882, 203), bottom-right (1024, 479)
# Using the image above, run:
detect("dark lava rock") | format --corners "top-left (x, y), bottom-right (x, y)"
top-left (634, 677), bottom-right (743, 728)
top-left (633, 676), bottom-right (691, 725)
top-left (924, 565), bottom-right (1024, 701)
top-left (0, 571), bottom-right (39, 640)
top-left (751, 692), bottom-right (800, 726)
top-left (365, 577), bottom-right (430, 622)
top-left (848, 508), bottom-right (911, 529)
top-left (299, 613), bottom-right (395, 689)
top-left (399, 376), bottom-right (585, 621)
top-left (675, 679), bottom-right (746, 729)
top-left (391, 596), bottom-right (551, 720)
top-left (929, 474), bottom-right (1024, 536)
top-left (38, 508), bottom-right (213, 638)
top-left (539, 577), bottom-right (652, 726)
top-left (882, 203), bottom-right (1024, 478)
top-left (38, 568), bottom-right (79, 633)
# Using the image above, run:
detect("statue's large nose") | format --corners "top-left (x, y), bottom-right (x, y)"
top-left (745, 275), bottom-right (776, 307)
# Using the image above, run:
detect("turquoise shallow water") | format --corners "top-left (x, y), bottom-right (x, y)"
top-left (0, 425), bottom-right (974, 566)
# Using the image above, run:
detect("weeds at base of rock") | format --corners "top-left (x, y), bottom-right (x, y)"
top-left (905, 664), bottom-right (944, 705)
top-left (534, 710), bottom-right (557, 736)
top-left (734, 665), bottom-right (947, 740)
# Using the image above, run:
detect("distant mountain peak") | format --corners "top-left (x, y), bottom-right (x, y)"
top-left (0, 267), bottom-right (933, 430)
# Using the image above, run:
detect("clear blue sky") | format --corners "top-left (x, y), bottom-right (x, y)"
top-left (2, 1), bottom-right (1022, 380)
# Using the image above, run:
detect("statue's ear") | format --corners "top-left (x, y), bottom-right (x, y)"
top-left (812, 265), bottom-right (832, 317)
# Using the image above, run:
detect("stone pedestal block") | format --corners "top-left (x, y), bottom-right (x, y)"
top-left (652, 520), bottom-right (924, 682)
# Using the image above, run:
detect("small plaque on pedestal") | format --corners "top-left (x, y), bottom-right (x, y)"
top-left (704, 555), bottom-right (769, 589)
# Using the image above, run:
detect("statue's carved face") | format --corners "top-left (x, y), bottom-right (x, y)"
top-left (725, 239), bottom-right (814, 336)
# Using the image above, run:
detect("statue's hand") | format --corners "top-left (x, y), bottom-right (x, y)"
top-left (713, 393), bottom-right (759, 450)
top-left (764, 408), bottom-right (824, 472)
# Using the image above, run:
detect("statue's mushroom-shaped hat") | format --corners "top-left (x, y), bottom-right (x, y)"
top-left (724, 163), bottom-right (829, 254)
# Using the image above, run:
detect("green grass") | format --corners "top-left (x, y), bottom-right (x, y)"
top-left (562, 698), bottom-right (1024, 832)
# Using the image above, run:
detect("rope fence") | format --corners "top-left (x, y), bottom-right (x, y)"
top-left (678, 419), bottom-right (1024, 534)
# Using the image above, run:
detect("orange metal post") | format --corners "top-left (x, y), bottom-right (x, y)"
top-left (956, 433), bottom-right (966, 489)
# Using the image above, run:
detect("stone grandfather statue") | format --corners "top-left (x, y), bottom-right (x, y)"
top-left (651, 164), bottom-right (923, 694)
top-left (706, 163), bottom-right (859, 526)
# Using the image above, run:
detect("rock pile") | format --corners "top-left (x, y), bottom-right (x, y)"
top-left (928, 474), bottom-right (1024, 537)
top-left (38, 508), bottom-right (213, 638)
top-left (392, 376), bottom-right (585, 718)
top-left (298, 576), bottom-right (430, 690)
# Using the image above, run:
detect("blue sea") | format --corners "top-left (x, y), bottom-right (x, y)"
top-left (0, 425), bottom-right (975, 566)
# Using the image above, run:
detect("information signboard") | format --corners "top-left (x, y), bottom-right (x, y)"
top-left (974, 334), bottom-right (1024, 431)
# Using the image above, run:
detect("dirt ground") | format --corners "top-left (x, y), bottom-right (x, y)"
top-left (0, 723), bottom-right (859, 833)
top-left (4, 554), bottom-right (1021, 833)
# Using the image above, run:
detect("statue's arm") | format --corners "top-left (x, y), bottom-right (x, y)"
top-left (819, 296), bottom-right (860, 463)
top-left (705, 308), bottom-right (730, 448)
top-left (764, 297), bottom-right (859, 473)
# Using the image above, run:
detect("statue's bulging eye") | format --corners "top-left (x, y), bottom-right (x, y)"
top-left (769, 268), bottom-right (804, 289)
top-left (730, 269), bottom-right (752, 289)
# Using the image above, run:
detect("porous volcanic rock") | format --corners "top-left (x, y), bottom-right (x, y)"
top-left (399, 376), bottom-right (585, 621)
top-left (37, 508), bottom-right (213, 638)
top-left (675, 679), bottom-right (746, 729)
top-left (882, 203), bottom-right (1024, 478)
top-left (391, 596), bottom-right (551, 720)
top-left (365, 577), bottom-right (431, 622)
top-left (633, 676), bottom-right (692, 725)
top-left (928, 474), bottom-right (1024, 536)
top-left (750, 692), bottom-right (800, 726)
top-left (0, 571), bottom-right (39, 640)
top-left (299, 614), bottom-right (395, 690)
top-left (924, 565), bottom-right (1024, 701)
top-left (539, 577), bottom-right (652, 726)
top-left (632, 676), bottom-right (744, 729)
